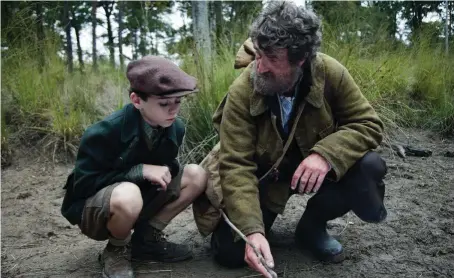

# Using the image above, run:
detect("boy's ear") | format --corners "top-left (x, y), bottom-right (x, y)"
top-left (130, 92), bottom-right (142, 109)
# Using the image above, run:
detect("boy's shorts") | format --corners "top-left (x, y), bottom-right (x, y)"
top-left (79, 169), bottom-right (183, 240)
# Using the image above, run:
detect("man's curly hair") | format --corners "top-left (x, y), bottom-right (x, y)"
top-left (249, 1), bottom-right (322, 64)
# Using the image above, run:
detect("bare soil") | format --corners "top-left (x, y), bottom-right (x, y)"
top-left (2, 128), bottom-right (454, 278)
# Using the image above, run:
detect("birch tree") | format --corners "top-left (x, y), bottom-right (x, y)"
top-left (192, 0), bottom-right (212, 68)
top-left (91, 0), bottom-right (98, 70)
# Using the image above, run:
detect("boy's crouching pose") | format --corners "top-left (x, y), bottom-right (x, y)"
top-left (61, 56), bottom-right (207, 278)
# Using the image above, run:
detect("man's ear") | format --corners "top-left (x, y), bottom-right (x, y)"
top-left (130, 92), bottom-right (142, 110)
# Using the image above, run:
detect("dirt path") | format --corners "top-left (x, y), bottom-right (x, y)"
top-left (2, 129), bottom-right (454, 278)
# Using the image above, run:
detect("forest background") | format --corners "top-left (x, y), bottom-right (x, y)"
top-left (1, 0), bottom-right (453, 166)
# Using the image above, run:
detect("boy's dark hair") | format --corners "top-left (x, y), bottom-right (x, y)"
top-left (128, 88), bottom-right (150, 101)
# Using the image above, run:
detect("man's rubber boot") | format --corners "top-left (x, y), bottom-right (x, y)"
top-left (131, 226), bottom-right (193, 263)
top-left (295, 212), bottom-right (345, 263)
top-left (98, 243), bottom-right (135, 278)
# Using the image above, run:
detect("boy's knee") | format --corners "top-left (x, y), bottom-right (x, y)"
top-left (110, 182), bottom-right (143, 219)
top-left (182, 164), bottom-right (207, 192)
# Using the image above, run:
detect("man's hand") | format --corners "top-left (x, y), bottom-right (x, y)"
top-left (291, 153), bottom-right (330, 194)
top-left (245, 233), bottom-right (275, 278)
top-left (143, 164), bottom-right (171, 190)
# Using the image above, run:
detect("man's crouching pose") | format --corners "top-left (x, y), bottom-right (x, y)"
top-left (193, 2), bottom-right (388, 278)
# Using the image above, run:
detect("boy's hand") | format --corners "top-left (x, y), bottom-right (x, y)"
top-left (143, 164), bottom-right (171, 190)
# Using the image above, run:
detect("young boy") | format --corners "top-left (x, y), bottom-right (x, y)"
top-left (61, 56), bottom-right (207, 278)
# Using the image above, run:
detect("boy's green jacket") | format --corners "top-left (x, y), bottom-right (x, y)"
top-left (61, 103), bottom-right (185, 226)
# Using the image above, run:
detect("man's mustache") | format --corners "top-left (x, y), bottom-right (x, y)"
top-left (256, 72), bottom-right (275, 80)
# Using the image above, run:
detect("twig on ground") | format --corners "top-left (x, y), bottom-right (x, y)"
top-left (3, 243), bottom-right (40, 249)
top-left (132, 261), bottom-right (160, 265)
top-left (135, 269), bottom-right (172, 274)
top-left (15, 271), bottom-right (69, 277)
top-left (433, 160), bottom-right (454, 170)
top-left (391, 144), bottom-right (406, 159)
top-left (220, 210), bottom-right (278, 278)
top-left (8, 263), bottom-right (19, 272)
top-left (428, 170), bottom-right (439, 184)
top-left (338, 221), bottom-right (350, 236)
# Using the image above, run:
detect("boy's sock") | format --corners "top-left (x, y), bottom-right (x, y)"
top-left (108, 232), bottom-right (131, 247)
top-left (148, 218), bottom-right (169, 232)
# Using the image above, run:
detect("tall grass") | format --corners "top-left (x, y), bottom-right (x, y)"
top-left (1, 17), bottom-right (453, 164)
top-left (177, 42), bottom-right (242, 164)
top-left (175, 25), bottom-right (453, 164)
top-left (321, 23), bottom-right (454, 135)
top-left (1, 36), bottom-right (128, 160)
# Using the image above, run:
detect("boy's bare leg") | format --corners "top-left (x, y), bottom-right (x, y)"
top-left (150, 164), bottom-right (207, 229)
top-left (107, 182), bottom-right (143, 239)
top-left (131, 164), bottom-right (208, 262)
top-left (100, 182), bottom-right (143, 278)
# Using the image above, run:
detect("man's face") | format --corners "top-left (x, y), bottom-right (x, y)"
top-left (253, 45), bottom-right (304, 96)
top-left (131, 93), bottom-right (182, 127)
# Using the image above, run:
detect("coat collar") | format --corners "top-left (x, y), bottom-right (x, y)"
top-left (121, 103), bottom-right (179, 146)
top-left (249, 53), bottom-right (325, 117)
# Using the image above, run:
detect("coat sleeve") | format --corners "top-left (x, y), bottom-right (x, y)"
top-left (70, 121), bottom-right (144, 200)
top-left (311, 62), bottom-right (384, 181)
top-left (218, 83), bottom-right (265, 240)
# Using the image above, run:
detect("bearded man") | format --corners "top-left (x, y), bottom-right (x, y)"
top-left (193, 2), bottom-right (388, 277)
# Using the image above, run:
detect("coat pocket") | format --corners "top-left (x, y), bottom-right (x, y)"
top-left (255, 144), bottom-right (276, 171)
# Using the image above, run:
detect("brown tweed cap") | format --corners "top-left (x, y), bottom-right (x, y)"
top-left (126, 55), bottom-right (198, 97)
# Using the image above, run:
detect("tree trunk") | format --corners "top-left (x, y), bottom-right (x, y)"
top-left (133, 29), bottom-right (138, 60)
top-left (229, 3), bottom-right (235, 53)
top-left (106, 16), bottom-right (115, 67)
top-left (118, 1), bottom-right (124, 69)
top-left (92, 0), bottom-right (97, 71)
top-left (192, 1), bottom-right (212, 66)
top-left (446, 0), bottom-right (450, 55)
top-left (139, 27), bottom-right (147, 56)
top-left (35, 2), bottom-right (45, 70)
top-left (75, 27), bottom-right (84, 70)
top-left (411, 2), bottom-right (424, 33)
top-left (103, 2), bottom-right (115, 68)
top-left (214, 1), bottom-right (223, 43)
top-left (63, 1), bottom-right (73, 72)
top-left (139, 5), bottom-right (147, 58)
top-left (153, 32), bottom-right (158, 55)
top-left (447, 1), bottom-right (453, 42)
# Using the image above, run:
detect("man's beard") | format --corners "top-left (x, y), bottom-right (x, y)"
top-left (253, 65), bottom-right (303, 96)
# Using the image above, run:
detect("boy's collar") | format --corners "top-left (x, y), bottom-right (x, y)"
top-left (121, 104), bottom-right (179, 146)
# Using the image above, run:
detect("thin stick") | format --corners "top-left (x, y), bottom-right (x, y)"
top-left (135, 270), bottom-right (172, 274)
top-left (338, 222), bottom-right (349, 236)
top-left (220, 210), bottom-right (278, 278)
